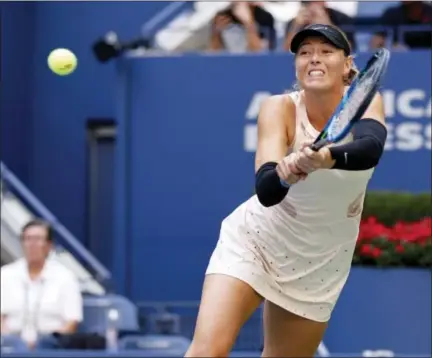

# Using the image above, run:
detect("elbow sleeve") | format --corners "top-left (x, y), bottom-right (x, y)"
top-left (255, 162), bottom-right (289, 207)
top-left (329, 119), bottom-right (387, 170)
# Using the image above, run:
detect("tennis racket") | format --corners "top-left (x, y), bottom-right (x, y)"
top-left (280, 48), bottom-right (390, 188)
top-left (311, 48), bottom-right (391, 151)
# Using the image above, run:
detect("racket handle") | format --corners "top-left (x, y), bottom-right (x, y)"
top-left (310, 138), bottom-right (328, 152)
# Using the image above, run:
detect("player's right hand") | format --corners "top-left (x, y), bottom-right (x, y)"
top-left (276, 153), bottom-right (307, 185)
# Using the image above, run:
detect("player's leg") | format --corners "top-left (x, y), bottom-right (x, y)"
top-left (185, 274), bottom-right (263, 357)
top-left (262, 300), bottom-right (328, 357)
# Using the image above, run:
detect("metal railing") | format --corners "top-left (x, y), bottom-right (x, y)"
top-left (141, 1), bottom-right (194, 47)
top-left (0, 162), bottom-right (112, 291)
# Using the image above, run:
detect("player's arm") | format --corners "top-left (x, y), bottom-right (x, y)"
top-left (255, 96), bottom-right (291, 171)
top-left (254, 96), bottom-right (294, 207)
top-left (360, 92), bottom-right (386, 125)
top-left (328, 92), bottom-right (387, 170)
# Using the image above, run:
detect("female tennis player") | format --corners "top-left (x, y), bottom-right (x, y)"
top-left (186, 24), bottom-right (387, 358)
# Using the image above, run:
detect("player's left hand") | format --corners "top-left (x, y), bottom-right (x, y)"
top-left (295, 144), bottom-right (335, 173)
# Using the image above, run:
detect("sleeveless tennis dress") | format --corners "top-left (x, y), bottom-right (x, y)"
top-left (206, 91), bottom-right (374, 322)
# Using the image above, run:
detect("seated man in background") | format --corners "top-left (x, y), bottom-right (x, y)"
top-left (209, 1), bottom-right (276, 53)
top-left (1, 219), bottom-right (83, 350)
top-left (370, 1), bottom-right (432, 50)
top-left (284, 0), bottom-right (356, 51)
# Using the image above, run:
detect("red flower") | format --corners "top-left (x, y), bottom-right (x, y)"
top-left (360, 244), bottom-right (373, 255)
top-left (371, 247), bottom-right (382, 258)
top-left (358, 217), bottom-right (432, 245)
top-left (395, 244), bottom-right (405, 253)
top-left (355, 216), bottom-right (431, 267)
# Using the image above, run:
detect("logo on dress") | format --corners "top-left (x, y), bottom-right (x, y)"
top-left (347, 192), bottom-right (365, 217)
top-left (300, 121), bottom-right (315, 140)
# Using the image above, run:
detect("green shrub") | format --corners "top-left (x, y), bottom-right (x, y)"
top-left (362, 192), bottom-right (431, 225)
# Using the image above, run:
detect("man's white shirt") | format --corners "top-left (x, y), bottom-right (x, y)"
top-left (1, 258), bottom-right (83, 342)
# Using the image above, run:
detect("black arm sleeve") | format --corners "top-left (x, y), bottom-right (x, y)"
top-left (255, 162), bottom-right (289, 207)
top-left (329, 119), bottom-right (387, 171)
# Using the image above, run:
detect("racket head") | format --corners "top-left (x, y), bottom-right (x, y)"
top-left (312, 48), bottom-right (391, 151)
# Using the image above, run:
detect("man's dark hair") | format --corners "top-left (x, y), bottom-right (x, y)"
top-left (21, 219), bottom-right (54, 242)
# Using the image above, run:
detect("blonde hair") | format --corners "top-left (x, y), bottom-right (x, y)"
top-left (345, 58), bottom-right (359, 85)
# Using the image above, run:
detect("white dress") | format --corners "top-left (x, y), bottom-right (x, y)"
top-left (206, 91), bottom-right (374, 322)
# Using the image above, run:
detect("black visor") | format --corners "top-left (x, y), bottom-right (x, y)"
top-left (290, 24), bottom-right (351, 56)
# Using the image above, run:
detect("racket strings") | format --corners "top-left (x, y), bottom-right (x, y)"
top-left (328, 74), bottom-right (376, 138)
top-left (312, 48), bottom-right (390, 149)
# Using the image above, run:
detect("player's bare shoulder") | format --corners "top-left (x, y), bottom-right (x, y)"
top-left (255, 94), bottom-right (297, 170)
top-left (257, 94), bottom-right (296, 129)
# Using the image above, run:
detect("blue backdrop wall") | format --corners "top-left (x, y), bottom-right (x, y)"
top-left (1, 0), bottom-right (172, 242)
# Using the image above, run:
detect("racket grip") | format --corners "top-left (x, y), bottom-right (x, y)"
top-left (310, 138), bottom-right (327, 152)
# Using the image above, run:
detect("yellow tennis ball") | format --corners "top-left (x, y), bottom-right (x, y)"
top-left (47, 48), bottom-right (77, 76)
